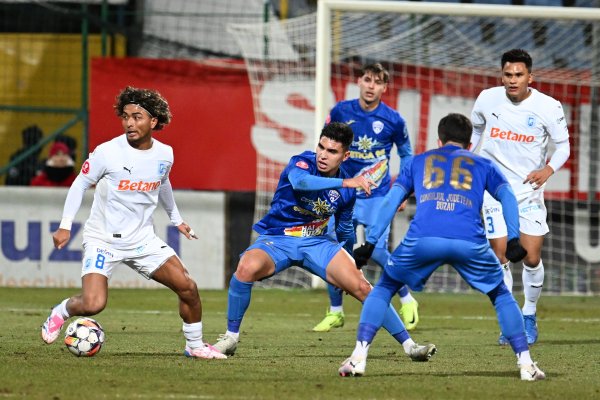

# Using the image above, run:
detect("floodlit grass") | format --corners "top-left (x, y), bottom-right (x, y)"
top-left (1, 287), bottom-right (599, 399)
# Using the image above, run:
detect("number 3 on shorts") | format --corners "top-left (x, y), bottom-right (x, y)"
top-left (486, 216), bottom-right (495, 234)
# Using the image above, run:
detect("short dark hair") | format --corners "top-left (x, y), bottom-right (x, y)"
top-left (361, 63), bottom-right (389, 84)
top-left (438, 113), bottom-right (472, 148)
top-left (501, 49), bottom-right (533, 73)
top-left (114, 86), bottom-right (172, 131)
top-left (321, 122), bottom-right (354, 150)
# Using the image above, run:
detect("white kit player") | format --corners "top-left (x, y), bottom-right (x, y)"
top-left (41, 86), bottom-right (226, 359)
top-left (470, 49), bottom-right (570, 345)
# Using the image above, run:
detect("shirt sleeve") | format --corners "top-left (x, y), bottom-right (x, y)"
top-left (288, 167), bottom-right (344, 191)
top-left (366, 184), bottom-right (408, 244)
top-left (470, 95), bottom-right (486, 151)
top-left (493, 184), bottom-right (520, 241)
top-left (547, 138), bottom-right (570, 173)
top-left (159, 179), bottom-right (184, 226)
top-left (335, 196), bottom-right (356, 254)
top-left (59, 174), bottom-right (95, 229)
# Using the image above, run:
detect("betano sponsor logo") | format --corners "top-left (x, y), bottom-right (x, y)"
top-left (117, 179), bottom-right (161, 191)
top-left (490, 127), bottom-right (534, 143)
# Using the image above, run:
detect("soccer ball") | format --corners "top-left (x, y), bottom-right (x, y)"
top-left (64, 317), bottom-right (105, 357)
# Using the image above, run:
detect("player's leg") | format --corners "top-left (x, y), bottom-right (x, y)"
top-left (337, 240), bottom-right (437, 376)
top-left (362, 197), bottom-right (419, 331)
top-left (313, 215), bottom-right (345, 332)
top-left (454, 240), bottom-right (544, 381)
top-left (487, 282), bottom-right (545, 381)
top-left (151, 253), bottom-right (225, 359)
top-left (520, 233), bottom-right (544, 345)
top-left (214, 238), bottom-right (281, 355)
top-left (312, 283), bottom-right (345, 332)
top-left (42, 243), bottom-right (112, 344)
top-left (483, 195), bottom-right (513, 345)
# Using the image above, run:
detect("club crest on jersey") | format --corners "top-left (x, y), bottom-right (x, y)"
top-left (158, 162), bottom-right (169, 175)
top-left (372, 120), bottom-right (384, 134)
top-left (328, 190), bottom-right (340, 203)
top-left (295, 160), bottom-right (309, 169)
top-left (527, 116), bottom-right (536, 127)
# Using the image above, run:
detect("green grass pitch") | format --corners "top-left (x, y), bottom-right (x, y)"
top-left (1, 287), bottom-right (599, 399)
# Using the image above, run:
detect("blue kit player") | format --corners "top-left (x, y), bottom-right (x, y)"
top-left (313, 63), bottom-right (419, 333)
top-left (339, 113), bottom-right (545, 381)
top-left (212, 122), bottom-right (436, 363)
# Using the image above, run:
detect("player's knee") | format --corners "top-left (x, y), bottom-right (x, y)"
top-left (177, 278), bottom-right (199, 301)
top-left (235, 259), bottom-right (262, 282)
top-left (354, 278), bottom-right (372, 301)
top-left (523, 258), bottom-right (542, 271)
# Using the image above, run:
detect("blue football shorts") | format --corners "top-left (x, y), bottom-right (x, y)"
top-left (387, 236), bottom-right (503, 294)
top-left (246, 234), bottom-right (345, 281)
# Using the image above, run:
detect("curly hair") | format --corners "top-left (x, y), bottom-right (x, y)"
top-left (114, 86), bottom-right (172, 131)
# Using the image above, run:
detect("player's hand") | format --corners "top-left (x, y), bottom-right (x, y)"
top-left (397, 199), bottom-right (408, 213)
top-left (343, 175), bottom-right (376, 196)
top-left (178, 222), bottom-right (198, 240)
top-left (353, 242), bottom-right (375, 269)
top-left (523, 165), bottom-right (554, 190)
top-left (52, 228), bottom-right (71, 250)
top-left (506, 238), bottom-right (527, 263)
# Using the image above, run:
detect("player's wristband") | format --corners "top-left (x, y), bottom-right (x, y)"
top-left (59, 217), bottom-right (73, 230)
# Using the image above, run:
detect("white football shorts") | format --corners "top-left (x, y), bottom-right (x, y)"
top-left (482, 189), bottom-right (549, 239)
top-left (81, 235), bottom-right (177, 280)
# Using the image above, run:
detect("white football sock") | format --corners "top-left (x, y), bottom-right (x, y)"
top-left (522, 260), bottom-right (544, 315)
top-left (183, 321), bottom-right (203, 349)
top-left (516, 350), bottom-right (534, 366)
top-left (351, 340), bottom-right (370, 359)
top-left (225, 330), bottom-right (240, 341)
top-left (401, 338), bottom-right (416, 354)
top-left (330, 305), bottom-right (344, 313)
top-left (57, 298), bottom-right (71, 319)
top-left (399, 292), bottom-right (415, 304)
top-left (502, 262), bottom-right (513, 293)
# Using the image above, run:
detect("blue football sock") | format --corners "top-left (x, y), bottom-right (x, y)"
top-left (226, 275), bottom-right (254, 333)
top-left (327, 283), bottom-right (344, 308)
top-left (359, 270), bottom-right (407, 340)
top-left (488, 282), bottom-right (528, 354)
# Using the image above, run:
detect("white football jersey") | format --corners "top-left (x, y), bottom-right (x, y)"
top-left (471, 87), bottom-right (569, 196)
top-left (78, 134), bottom-right (178, 249)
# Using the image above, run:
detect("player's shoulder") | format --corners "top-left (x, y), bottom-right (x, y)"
top-left (477, 86), bottom-right (505, 101)
top-left (530, 88), bottom-right (562, 106)
top-left (289, 150), bottom-right (316, 169)
top-left (332, 99), bottom-right (356, 112)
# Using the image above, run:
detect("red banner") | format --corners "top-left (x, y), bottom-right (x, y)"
top-left (90, 58), bottom-right (256, 191)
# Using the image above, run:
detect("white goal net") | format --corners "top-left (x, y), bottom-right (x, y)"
top-left (228, 0), bottom-right (600, 294)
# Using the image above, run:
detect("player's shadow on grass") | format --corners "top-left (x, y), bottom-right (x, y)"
top-left (538, 338), bottom-right (600, 345)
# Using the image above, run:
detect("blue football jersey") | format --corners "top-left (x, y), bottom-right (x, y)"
top-left (396, 145), bottom-right (510, 244)
top-left (253, 151), bottom-right (356, 237)
top-left (328, 99), bottom-right (411, 199)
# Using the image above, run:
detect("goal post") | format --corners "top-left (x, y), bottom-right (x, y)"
top-left (315, 0), bottom-right (600, 143)
top-left (229, 0), bottom-right (600, 293)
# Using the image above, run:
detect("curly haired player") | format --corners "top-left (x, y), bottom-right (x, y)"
top-left (41, 86), bottom-right (225, 359)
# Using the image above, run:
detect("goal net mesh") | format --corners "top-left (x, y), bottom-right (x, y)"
top-left (228, 3), bottom-right (600, 294)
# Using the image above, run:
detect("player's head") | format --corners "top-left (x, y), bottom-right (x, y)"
top-left (437, 113), bottom-right (472, 149)
top-left (357, 63), bottom-right (389, 110)
top-left (317, 122), bottom-right (353, 176)
top-left (114, 86), bottom-right (172, 131)
top-left (501, 49), bottom-right (532, 73)
top-left (500, 49), bottom-right (533, 103)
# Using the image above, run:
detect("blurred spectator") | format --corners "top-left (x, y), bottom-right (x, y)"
top-left (55, 134), bottom-right (78, 162)
top-left (30, 141), bottom-right (76, 187)
top-left (5, 125), bottom-right (44, 186)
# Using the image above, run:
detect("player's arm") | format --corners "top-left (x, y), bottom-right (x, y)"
top-left (158, 179), bottom-right (197, 240)
top-left (288, 168), bottom-right (374, 194)
top-left (353, 184), bottom-right (409, 267)
top-left (523, 138), bottom-right (570, 189)
top-left (469, 97), bottom-right (486, 151)
top-left (335, 200), bottom-right (356, 255)
top-left (53, 174), bottom-right (95, 249)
